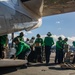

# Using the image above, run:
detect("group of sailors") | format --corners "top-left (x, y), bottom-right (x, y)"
top-left (0, 32), bottom-right (75, 66)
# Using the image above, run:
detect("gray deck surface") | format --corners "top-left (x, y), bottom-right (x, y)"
top-left (0, 53), bottom-right (75, 75)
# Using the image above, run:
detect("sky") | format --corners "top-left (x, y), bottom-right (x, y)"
top-left (8, 12), bottom-right (75, 46)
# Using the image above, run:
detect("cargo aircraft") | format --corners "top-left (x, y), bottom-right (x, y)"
top-left (0, 0), bottom-right (75, 67)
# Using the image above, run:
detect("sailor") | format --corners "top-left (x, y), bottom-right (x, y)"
top-left (44, 32), bottom-right (54, 65)
top-left (13, 38), bottom-right (31, 64)
top-left (63, 38), bottom-right (69, 52)
top-left (28, 36), bottom-right (35, 62)
top-left (11, 32), bottom-right (25, 58)
top-left (13, 32), bottom-right (24, 42)
top-left (29, 37), bottom-right (35, 47)
top-left (35, 34), bottom-right (44, 63)
top-left (62, 38), bottom-right (68, 62)
top-left (73, 41), bottom-right (75, 48)
top-left (55, 37), bottom-right (63, 64)
top-left (72, 41), bottom-right (75, 64)
top-left (0, 35), bottom-right (8, 59)
top-left (25, 38), bottom-right (30, 46)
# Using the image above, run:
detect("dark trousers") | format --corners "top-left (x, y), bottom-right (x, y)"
top-left (0, 44), bottom-right (4, 58)
top-left (55, 50), bottom-right (59, 63)
top-left (28, 50), bottom-right (36, 62)
top-left (35, 47), bottom-right (42, 62)
top-left (28, 46), bottom-right (36, 62)
top-left (72, 55), bottom-right (75, 64)
top-left (55, 50), bottom-right (63, 64)
top-left (0, 45), bottom-right (2, 58)
top-left (45, 46), bottom-right (51, 64)
top-left (17, 49), bottom-right (31, 60)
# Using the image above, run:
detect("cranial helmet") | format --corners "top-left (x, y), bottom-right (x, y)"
top-left (32, 36), bottom-right (35, 39)
top-left (47, 32), bottom-right (52, 36)
top-left (20, 32), bottom-right (24, 36)
top-left (58, 37), bottom-right (62, 40)
top-left (64, 38), bottom-right (68, 41)
top-left (37, 34), bottom-right (40, 37)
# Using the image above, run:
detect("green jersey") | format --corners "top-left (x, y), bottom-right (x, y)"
top-left (13, 36), bottom-right (24, 42)
top-left (0, 35), bottom-right (8, 46)
top-left (15, 41), bottom-right (30, 56)
top-left (73, 41), bottom-right (75, 47)
top-left (56, 41), bottom-right (63, 50)
top-left (62, 40), bottom-right (67, 48)
top-left (44, 36), bottom-right (54, 46)
top-left (35, 38), bottom-right (44, 47)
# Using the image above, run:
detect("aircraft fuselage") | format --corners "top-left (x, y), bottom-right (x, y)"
top-left (0, 0), bottom-right (42, 36)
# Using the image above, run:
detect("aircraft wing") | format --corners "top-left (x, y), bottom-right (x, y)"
top-left (0, 0), bottom-right (75, 36)
top-left (23, 0), bottom-right (75, 17)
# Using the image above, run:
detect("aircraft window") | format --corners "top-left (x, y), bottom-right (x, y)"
top-left (21, 0), bottom-right (30, 2)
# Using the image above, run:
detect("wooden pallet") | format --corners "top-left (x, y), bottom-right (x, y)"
top-left (60, 63), bottom-right (75, 69)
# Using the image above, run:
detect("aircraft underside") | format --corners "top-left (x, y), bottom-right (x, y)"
top-left (0, 0), bottom-right (42, 36)
top-left (0, 0), bottom-right (75, 36)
